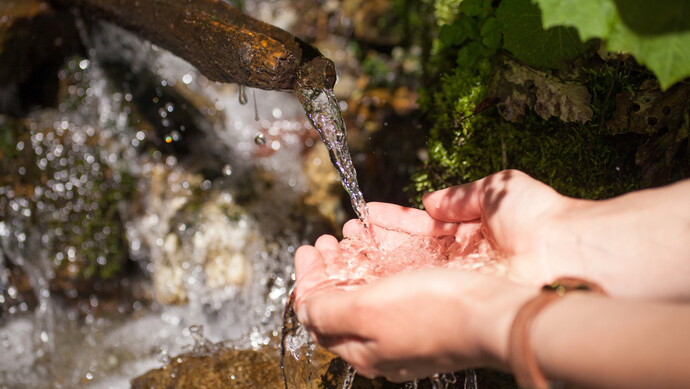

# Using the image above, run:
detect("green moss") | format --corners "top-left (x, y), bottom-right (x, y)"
top-left (409, 55), bottom-right (645, 206)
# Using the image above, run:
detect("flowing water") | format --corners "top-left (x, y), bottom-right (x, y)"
top-left (0, 19), bottom-right (332, 387)
top-left (296, 88), bottom-right (369, 225)
top-left (2, 4), bottom-right (489, 389)
top-left (284, 86), bottom-right (494, 388)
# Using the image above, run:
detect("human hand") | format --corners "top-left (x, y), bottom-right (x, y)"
top-left (420, 169), bottom-right (690, 299)
top-left (336, 170), bottom-right (574, 288)
top-left (294, 239), bottom-right (537, 381)
top-left (419, 169), bottom-right (574, 287)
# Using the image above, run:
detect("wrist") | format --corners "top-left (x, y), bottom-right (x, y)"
top-left (536, 198), bottom-right (595, 282)
top-left (470, 281), bottom-right (540, 370)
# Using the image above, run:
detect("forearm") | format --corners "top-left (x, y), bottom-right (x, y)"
top-left (531, 293), bottom-right (690, 389)
top-left (549, 178), bottom-right (690, 299)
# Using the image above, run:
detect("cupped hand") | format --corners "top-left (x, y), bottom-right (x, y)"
top-left (338, 170), bottom-right (575, 287)
top-left (294, 239), bottom-right (537, 381)
top-left (420, 169), bottom-right (575, 286)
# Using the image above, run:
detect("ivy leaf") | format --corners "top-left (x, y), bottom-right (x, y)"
top-left (459, 0), bottom-right (491, 18)
top-left (497, 0), bottom-right (589, 69)
top-left (481, 17), bottom-right (502, 50)
top-left (457, 41), bottom-right (485, 68)
top-left (439, 17), bottom-right (479, 47)
top-left (533, 0), bottom-right (690, 89)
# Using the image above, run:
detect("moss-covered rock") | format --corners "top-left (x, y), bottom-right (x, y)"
top-left (408, 1), bottom-right (689, 205)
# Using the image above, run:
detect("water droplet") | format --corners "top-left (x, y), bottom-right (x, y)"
top-left (79, 59), bottom-right (90, 70)
top-left (182, 74), bottom-right (193, 85)
top-left (254, 133), bottom-right (266, 146)
top-left (223, 164), bottom-right (233, 176)
top-left (253, 90), bottom-right (259, 121)
top-left (238, 85), bottom-right (248, 105)
top-left (272, 107), bottom-right (283, 119)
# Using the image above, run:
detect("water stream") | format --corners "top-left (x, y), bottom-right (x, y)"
top-left (0, 19), bottom-right (328, 387)
top-left (296, 88), bottom-right (369, 225)
top-left (1, 4), bottom-right (486, 389)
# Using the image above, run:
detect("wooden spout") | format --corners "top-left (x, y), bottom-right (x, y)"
top-left (50, 0), bottom-right (336, 91)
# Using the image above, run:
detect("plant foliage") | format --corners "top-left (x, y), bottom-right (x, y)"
top-left (533, 0), bottom-right (690, 89)
top-left (496, 0), bottom-right (589, 69)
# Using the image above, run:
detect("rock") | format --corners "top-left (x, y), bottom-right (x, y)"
top-left (342, 0), bottom-right (400, 46)
top-left (0, 0), bottom-right (82, 113)
top-left (608, 80), bottom-right (690, 136)
top-left (130, 346), bottom-right (285, 389)
top-left (131, 339), bottom-right (400, 389)
top-left (489, 58), bottom-right (594, 124)
top-left (125, 164), bottom-right (259, 305)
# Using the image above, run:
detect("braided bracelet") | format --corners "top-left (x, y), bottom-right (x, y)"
top-left (508, 278), bottom-right (607, 389)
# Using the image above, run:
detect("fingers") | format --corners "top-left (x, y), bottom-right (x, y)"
top-left (422, 170), bottom-right (551, 223)
top-left (294, 244), bottom-right (329, 305)
top-left (422, 179), bottom-right (485, 223)
top-left (368, 202), bottom-right (458, 236)
top-left (342, 218), bottom-right (366, 238)
top-left (297, 289), bottom-right (364, 337)
top-left (314, 234), bottom-right (341, 267)
top-left (342, 203), bottom-right (459, 237)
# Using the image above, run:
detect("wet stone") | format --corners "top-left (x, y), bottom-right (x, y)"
top-left (131, 345), bottom-right (285, 389)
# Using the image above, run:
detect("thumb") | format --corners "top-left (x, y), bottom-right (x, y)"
top-left (422, 178), bottom-right (486, 222)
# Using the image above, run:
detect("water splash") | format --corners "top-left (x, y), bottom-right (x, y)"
top-left (296, 88), bottom-right (369, 225)
top-left (430, 373), bottom-right (460, 389)
top-left (0, 23), bottom-right (318, 386)
top-left (342, 364), bottom-right (356, 389)
top-left (404, 381), bottom-right (419, 389)
top-left (463, 368), bottom-right (477, 389)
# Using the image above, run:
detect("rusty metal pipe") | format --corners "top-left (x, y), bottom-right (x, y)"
top-left (50, 0), bottom-right (336, 91)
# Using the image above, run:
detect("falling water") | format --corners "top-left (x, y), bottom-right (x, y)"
top-left (0, 19), bottom-right (325, 386)
top-left (296, 88), bottom-right (369, 225)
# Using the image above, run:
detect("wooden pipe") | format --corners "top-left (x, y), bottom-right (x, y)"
top-left (50, 0), bottom-right (336, 91)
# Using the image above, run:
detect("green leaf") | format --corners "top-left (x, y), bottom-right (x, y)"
top-left (480, 17), bottom-right (502, 49)
top-left (439, 18), bottom-right (479, 47)
top-left (434, 0), bottom-right (465, 26)
top-left (459, 0), bottom-right (491, 18)
top-left (497, 0), bottom-right (589, 69)
top-left (456, 41), bottom-right (485, 68)
top-left (533, 0), bottom-right (690, 89)
top-left (531, 0), bottom-right (617, 40)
